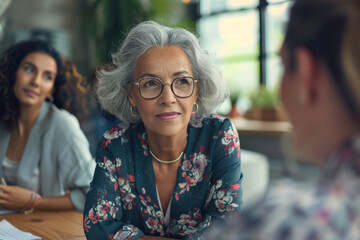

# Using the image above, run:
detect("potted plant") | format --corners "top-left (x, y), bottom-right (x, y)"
top-left (226, 88), bottom-right (242, 118)
top-left (244, 85), bottom-right (286, 121)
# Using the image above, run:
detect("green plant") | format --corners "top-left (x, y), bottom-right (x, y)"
top-left (83, 0), bottom-right (196, 64)
top-left (229, 88), bottom-right (240, 106)
top-left (83, 0), bottom-right (151, 64)
top-left (249, 85), bottom-right (279, 108)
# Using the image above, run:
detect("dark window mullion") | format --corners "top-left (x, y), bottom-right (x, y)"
top-left (259, 0), bottom-right (268, 85)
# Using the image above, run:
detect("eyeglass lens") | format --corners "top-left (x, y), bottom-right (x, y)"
top-left (138, 77), bottom-right (195, 99)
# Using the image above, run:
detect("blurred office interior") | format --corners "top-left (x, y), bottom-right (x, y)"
top-left (0, 0), bottom-right (320, 203)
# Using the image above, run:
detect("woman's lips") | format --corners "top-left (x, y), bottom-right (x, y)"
top-left (156, 112), bottom-right (180, 121)
top-left (24, 89), bottom-right (38, 97)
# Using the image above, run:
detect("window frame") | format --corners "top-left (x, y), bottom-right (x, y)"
top-left (197, 0), bottom-right (290, 86)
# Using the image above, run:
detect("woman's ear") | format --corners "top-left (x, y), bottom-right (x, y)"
top-left (127, 87), bottom-right (136, 106)
top-left (294, 47), bottom-right (318, 104)
top-left (194, 82), bottom-right (199, 101)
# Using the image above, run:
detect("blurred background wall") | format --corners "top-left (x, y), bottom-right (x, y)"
top-left (0, 0), bottom-right (196, 77)
top-left (0, 0), bottom-right (89, 73)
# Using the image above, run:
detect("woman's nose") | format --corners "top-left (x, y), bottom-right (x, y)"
top-left (158, 82), bottom-right (176, 104)
top-left (30, 73), bottom-right (42, 86)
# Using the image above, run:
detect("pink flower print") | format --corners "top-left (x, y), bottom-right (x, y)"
top-left (217, 189), bottom-right (226, 198)
top-left (101, 138), bottom-right (111, 149)
top-left (182, 160), bottom-right (192, 171)
top-left (128, 174), bottom-right (136, 182)
top-left (222, 127), bottom-right (240, 157)
top-left (226, 204), bottom-right (236, 213)
top-left (89, 208), bottom-right (100, 223)
top-left (178, 152), bottom-right (208, 195)
top-left (138, 133), bottom-right (149, 156)
top-left (147, 217), bottom-right (156, 227)
top-left (189, 220), bottom-right (197, 227)
top-left (83, 215), bottom-right (91, 232)
top-left (138, 133), bottom-right (146, 145)
top-left (230, 183), bottom-right (240, 191)
top-left (193, 211), bottom-right (202, 220)
top-left (103, 122), bottom-right (129, 140)
top-left (186, 177), bottom-right (197, 186)
top-left (179, 214), bottom-right (192, 224)
top-left (103, 126), bottom-right (120, 140)
top-left (192, 155), bottom-right (207, 181)
top-left (110, 206), bottom-right (117, 216)
top-left (118, 177), bottom-right (126, 187)
top-left (139, 195), bottom-right (147, 206)
top-left (316, 209), bottom-right (331, 221)
top-left (179, 182), bottom-right (190, 194)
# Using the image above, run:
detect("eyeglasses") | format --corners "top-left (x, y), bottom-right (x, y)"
top-left (134, 76), bottom-right (198, 100)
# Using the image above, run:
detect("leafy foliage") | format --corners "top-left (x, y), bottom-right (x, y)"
top-left (83, 0), bottom-right (196, 64)
top-left (249, 85), bottom-right (279, 108)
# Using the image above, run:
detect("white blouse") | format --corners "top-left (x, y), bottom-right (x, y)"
top-left (155, 185), bottom-right (172, 227)
top-left (2, 156), bottom-right (40, 194)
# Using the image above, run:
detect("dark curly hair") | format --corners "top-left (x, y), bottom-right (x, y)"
top-left (0, 39), bottom-right (88, 130)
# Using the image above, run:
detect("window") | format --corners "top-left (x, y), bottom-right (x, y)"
top-left (197, 0), bottom-right (291, 112)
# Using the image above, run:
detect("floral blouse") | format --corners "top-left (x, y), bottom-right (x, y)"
top-left (206, 134), bottom-right (360, 240)
top-left (83, 114), bottom-right (243, 240)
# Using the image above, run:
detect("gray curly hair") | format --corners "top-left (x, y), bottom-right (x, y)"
top-left (97, 20), bottom-right (228, 123)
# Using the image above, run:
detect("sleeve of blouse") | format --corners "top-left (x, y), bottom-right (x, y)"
top-left (57, 113), bottom-right (96, 212)
top-left (83, 141), bottom-right (145, 240)
top-left (234, 180), bottom-right (349, 240)
top-left (186, 118), bottom-right (243, 239)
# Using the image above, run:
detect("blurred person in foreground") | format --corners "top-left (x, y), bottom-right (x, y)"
top-left (206, 0), bottom-right (360, 239)
top-left (0, 40), bottom-right (95, 212)
top-left (83, 21), bottom-right (243, 239)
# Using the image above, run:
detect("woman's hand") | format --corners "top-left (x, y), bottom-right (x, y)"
top-left (0, 185), bottom-right (33, 210)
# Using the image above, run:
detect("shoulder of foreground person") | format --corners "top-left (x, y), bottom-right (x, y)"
top-left (205, 177), bottom-right (360, 240)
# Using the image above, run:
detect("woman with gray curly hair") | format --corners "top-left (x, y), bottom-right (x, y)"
top-left (84, 21), bottom-right (243, 240)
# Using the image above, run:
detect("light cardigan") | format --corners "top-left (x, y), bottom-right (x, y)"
top-left (0, 102), bottom-right (95, 212)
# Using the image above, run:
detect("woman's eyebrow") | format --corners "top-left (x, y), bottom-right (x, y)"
top-left (172, 70), bottom-right (190, 77)
top-left (139, 73), bottom-right (159, 79)
top-left (20, 61), bottom-right (36, 68)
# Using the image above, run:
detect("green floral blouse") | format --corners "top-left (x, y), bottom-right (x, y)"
top-left (83, 114), bottom-right (243, 239)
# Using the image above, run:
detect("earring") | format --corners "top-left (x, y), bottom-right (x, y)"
top-left (130, 106), bottom-right (138, 117)
top-left (47, 96), bottom-right (54, 103)
top-left (192, 102), bottom-right (199, 114)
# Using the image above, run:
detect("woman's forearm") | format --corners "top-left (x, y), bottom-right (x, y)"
top-left (36, 194), bottom-right (74, 211)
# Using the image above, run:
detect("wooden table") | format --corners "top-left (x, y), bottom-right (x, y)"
top-left (0, 211), bottom-right (85, 240)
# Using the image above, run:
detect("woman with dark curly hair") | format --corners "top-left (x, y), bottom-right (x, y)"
top-left (0, 39), bottom-right (95, 212)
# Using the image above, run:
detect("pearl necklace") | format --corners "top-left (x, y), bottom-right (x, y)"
top-left (149, 150), bottom-right (183, 164)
